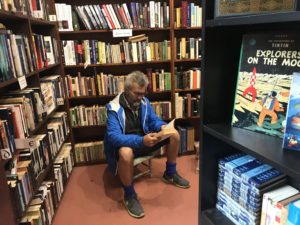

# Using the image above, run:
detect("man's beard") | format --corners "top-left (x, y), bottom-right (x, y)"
top-left (132, 101), bottom-right (141, 109)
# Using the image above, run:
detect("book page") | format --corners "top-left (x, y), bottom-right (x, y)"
top-left (156, 119), bottom-right (176, 141)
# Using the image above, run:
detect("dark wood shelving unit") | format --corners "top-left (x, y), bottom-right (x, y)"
top-left (206, 11), bottom-right (300, 27)
top-left (58, 0), bottom-right (201, 165)
top-left (0, 63), bottom-right (61, 90)
top-left (199, 1), bottom-right (300, 225)
top-left (0, 1), bottom-right (72, 224)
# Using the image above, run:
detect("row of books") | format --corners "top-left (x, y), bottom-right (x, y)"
top-left (40, 75), bottom-right (65, 115)
top-left (0, 77), bottom-right (64, 160)
top-left (175, 93), bottom-right (201, 118)
top-left (0, 29), bottom-right (59, 82)
top-left (216, 153), bottom-right (300, 225)
top-left (64, 69), bottom-right (172, 98)
top-left (174, 1), bottom-right (202, 28)
top-left (47, 112), bottom-right (70, 160)
top-left (17, 143), bottom-right (74, 224)
top-left (69, 105), bottom-right (107, 127)
top-left (175, 37), bottom-right (202, 60)
top-left (146, 68), bottom-right (171, 92)
top-left (62, 36), bottom-right (171, 65)
top-left (56, 2), bottom-right (169, 31)
top-left (177, 125), bottom-right (195, 154)
top-left (6, 132), bottom-right (70, 219)
top-left (0, 0), bottom-right (51, 20)
top-left (0, 88), bottom-right (47, 160)
top-left (64, 73), bottom-right (126, 97)
top-left (74, 141), bottom-right (105, 164)
top-left (175, 67), bottom-right (201, 90)
top-left (150, 101), bottom-right (171, 120)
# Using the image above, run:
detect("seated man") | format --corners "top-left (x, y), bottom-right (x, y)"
top-left (104, 71), bottom-right (190, 218)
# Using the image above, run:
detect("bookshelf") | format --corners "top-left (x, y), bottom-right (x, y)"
top-left (199, 2), bottom-right (300, 225)
top-left (0, 0), bottom-right (73, 224)
top-left (54, 0), bottom-right (202, 165)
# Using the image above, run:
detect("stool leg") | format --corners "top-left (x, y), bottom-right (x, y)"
top-left (149, 159), bottom-right (152, 177)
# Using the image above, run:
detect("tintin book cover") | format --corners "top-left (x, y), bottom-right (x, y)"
top-left (231, 33), bottom-right (299, 138)
top-left (283, 72), bottom-right (300, 150)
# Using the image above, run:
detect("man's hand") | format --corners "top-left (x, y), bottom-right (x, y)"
top-left (143, 133), bottom-right (160, 147)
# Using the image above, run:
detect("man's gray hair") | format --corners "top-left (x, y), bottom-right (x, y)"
top-left (124, 71), bottom-right (149, 90)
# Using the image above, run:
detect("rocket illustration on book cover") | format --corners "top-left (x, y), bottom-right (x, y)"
top-left (231, 33), bottom-right (300, 138)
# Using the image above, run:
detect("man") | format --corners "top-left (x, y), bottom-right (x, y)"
top-left (104, 71), bottom-right (190, 218)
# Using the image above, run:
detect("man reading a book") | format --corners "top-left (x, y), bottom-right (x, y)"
top-left (104, 71), bottom-right (190, 218)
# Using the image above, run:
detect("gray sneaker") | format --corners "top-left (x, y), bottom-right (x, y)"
top-left (162, 172), bottom-right (190, 188)
top-left (123, 196), bottom-right (145, 218)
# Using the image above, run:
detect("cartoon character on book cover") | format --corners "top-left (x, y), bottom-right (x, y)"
top-left (231, 33), bottom-right (300, 138)
top-left (283, 72), bottom-right (300, 151)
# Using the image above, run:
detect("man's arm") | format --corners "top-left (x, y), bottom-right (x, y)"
top-left (106, 110), bottom-right (144, 149)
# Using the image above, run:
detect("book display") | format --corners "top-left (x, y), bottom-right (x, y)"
top-left (200, 1), bottom-right (300, 225)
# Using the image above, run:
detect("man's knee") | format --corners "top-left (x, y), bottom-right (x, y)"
top-left (170, 130), bottom-right (180, 143)
top-left (118, 147), bottom-right (134, 163)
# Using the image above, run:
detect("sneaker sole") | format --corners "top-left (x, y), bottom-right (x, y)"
top-left (122, 199), bottom-right (145, 218)
top-left (161, 176), bottom-right (190, 189)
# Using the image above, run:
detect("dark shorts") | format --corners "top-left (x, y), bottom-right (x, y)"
top-left (117, 138), bottom-right (170, 159)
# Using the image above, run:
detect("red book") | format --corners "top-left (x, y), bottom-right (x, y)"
top-left (181, 1), bottom-right (188, 28)
top-left (102, 4), bottom-right (116, 29)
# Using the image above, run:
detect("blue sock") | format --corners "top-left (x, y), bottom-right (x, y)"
top-left (123, 183), bottom-right (136, 198)
top-left (165, 162), bottom-right (176, 176)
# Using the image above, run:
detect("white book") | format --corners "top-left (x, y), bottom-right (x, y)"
top-left (122, 3), bottom-right (133, 29)
top-left (131, 42), bottom-right (138, 62)
top-left (9, 34), bottom-right (23, 77)
top-left (261, 185), bottom-right (299, 225)
top-left (107, 4), bottom-right (121, 29)
top-left (43, 36), bottom-right (55, 65)
top-left (149, 1), bottom-right (155, 28)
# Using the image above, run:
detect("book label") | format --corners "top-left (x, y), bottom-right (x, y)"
top-left (112, 29), bottom-right (132, 38)
top-left (18, 76), bottom-right (27, 90)
top-left (15, 138), bottom-right (37, 149)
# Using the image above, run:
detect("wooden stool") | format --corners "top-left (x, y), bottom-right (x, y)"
top-left (133, 155), bottom-right (155, 180)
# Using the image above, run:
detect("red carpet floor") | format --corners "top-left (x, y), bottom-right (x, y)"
top-left (52, 155), bottom-right (199, 225)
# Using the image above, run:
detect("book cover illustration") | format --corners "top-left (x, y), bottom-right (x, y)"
top-left (231, 33), bottom-right (299, 138)
top-left (283, 72), bottom-right (300, 151)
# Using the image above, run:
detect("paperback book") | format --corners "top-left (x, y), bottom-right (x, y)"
top-left (283, 72), bottom-right (300, 151)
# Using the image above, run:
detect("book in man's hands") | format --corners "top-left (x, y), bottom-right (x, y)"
top-left (155, 119), bottom-right (176, 141)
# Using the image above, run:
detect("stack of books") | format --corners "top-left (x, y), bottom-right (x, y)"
top-left (217, 153), bottom-right (289, 225)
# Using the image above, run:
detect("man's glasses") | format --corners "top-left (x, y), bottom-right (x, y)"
top-left (129, 90), bottom-right (147, 97)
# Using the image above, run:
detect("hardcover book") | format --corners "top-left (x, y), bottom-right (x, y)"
top-left (283, 72), bottom-right (300, 151)
top-left (231, 33), bottom-right (300, 138)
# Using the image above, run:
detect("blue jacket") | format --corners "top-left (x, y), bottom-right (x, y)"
top-left (104, 94), bottom-right (166, 175)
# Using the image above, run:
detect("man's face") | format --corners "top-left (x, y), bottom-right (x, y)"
top-left (126, 82), bottom-right (147, 109)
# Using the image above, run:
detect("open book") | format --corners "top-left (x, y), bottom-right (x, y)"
top-left (155, 119), bottom-right (176, 141)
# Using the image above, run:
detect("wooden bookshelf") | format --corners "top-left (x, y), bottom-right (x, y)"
top-left (57, 0), bottom-right (201, 163)
top-left (0, 0), bottom-right (73, 224)
top-left (199, 2), bottom-right (300, 225)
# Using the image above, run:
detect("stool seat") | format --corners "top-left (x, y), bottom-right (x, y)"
top-left (133, 154), bottom-right (155, 179)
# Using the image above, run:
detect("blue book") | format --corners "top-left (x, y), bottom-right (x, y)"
top-left (233, 159), bottom-right (263, 176)
top-left (283, 72), bottom-right (300, 151)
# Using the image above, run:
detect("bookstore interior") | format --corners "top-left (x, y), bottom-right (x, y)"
top-left (1, 0), bottom-right (300, 225)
